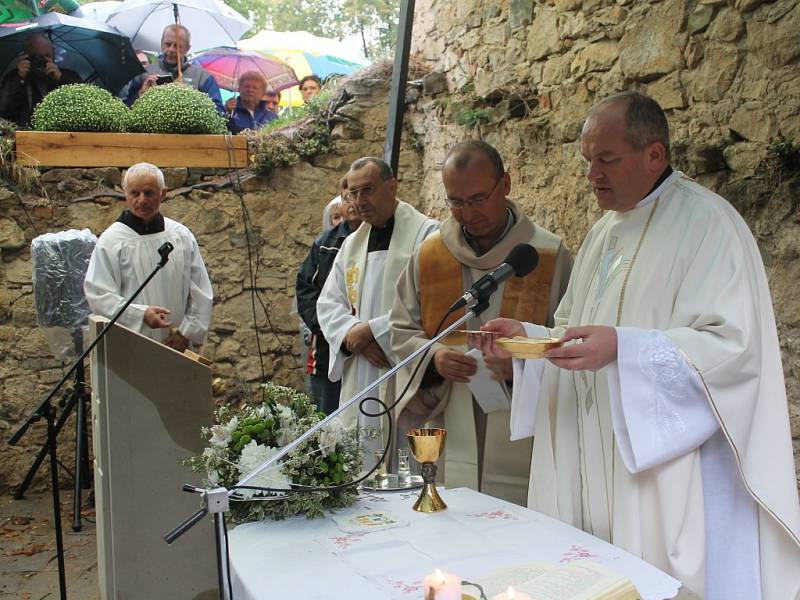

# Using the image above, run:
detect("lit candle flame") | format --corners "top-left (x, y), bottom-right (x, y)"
top-left (435, 568), bottom-right (445, 585)
top-left (507, 587), bottom-right (516, 599)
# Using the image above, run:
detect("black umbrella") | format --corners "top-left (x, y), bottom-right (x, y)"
top-left (0, 12), bottom-right (143, 95)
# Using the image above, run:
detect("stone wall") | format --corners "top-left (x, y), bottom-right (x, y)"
top-left (0, 71), bottom-right (417, 493)
top-left (406, 0), bottom-right (800, 478)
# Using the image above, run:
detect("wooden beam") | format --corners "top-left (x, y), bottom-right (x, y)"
top-left (15, 131), bottom-right (249, 168)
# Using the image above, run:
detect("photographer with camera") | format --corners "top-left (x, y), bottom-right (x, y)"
top-left (120, 24), bottom-right (223, 114)
top-left (0, 33), bottom-right (82, 127)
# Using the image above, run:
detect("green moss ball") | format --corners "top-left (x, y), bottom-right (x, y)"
top-left (127, 83), bottom-right (227, 134)
top-left (31, 84), bottom-right (129, 132)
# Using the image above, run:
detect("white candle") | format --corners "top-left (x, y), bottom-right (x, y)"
top-left (423, 568), bottom-right (461, 600)
top-left (490, 586), bottom-right (533, 600)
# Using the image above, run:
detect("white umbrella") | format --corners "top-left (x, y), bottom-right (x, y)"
top-left (77, 1), bottom-right (122, 24)
top-left (106, 0), bottom-right (250, 54)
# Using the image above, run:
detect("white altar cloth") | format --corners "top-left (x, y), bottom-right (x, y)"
top-left (228, 487), bottom-right (681, 599)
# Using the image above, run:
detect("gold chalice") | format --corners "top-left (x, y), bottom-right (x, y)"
top-left (407, 428), bottom-right (447, 513)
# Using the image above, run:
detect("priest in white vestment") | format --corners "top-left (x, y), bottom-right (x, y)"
top-left (84, 162), bottom-right (213, 351)
top-left (475, 92), bottom-right (800, 599)
top-left (317, 157), bottom-right (438, 461)
top-left (391, 141), bottom-right (572, 505)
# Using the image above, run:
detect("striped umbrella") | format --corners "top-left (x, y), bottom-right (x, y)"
top-left (193, 46), bottom-right (297, 92)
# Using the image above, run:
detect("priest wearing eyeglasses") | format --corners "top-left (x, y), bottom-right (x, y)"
top-left (317, 157), bottom-right (438, 466)
top-left (389, 141), bottom-right (572, 504)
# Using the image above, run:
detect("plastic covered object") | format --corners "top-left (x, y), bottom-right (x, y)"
top-left (31, 229), bottom-right (97, 361)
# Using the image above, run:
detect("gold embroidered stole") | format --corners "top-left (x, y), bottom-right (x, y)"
top-left (418, 231), bottom-right (556, 344)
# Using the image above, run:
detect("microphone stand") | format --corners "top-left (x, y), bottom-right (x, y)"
top-left (8, 241), bottom-right (174, 600)
top-left (164, 294), bottom-right (492, 597)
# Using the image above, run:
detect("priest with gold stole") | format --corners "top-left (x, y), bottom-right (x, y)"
top-left (317, 157), bottom-right (438, 464)
top-left (390, 141), bottom-right (572, 504)
top-left (476, 93), bottom-right (800, 598)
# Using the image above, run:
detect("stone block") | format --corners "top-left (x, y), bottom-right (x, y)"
top-left (570, 40), bottom-right (619, 77)
top-left (618, 1), bottom-right (687, 82)
top-left (39, 168), bottom-right (85, 183)
top-left (691, 43), bottom-right (740, 101)
top-left (483, 22), bottom-right (509, 45)
top-left (729, 102), bottom-right (778, 143)
top-left (707, 8), bottom-right (744, 42)
top-left (0, 217), bottom-right (25, 250)
top-left (746, 4), bottom-right (800, 69)
top-left (735, 0), bottom-right (768, 12)
top-left (684, 37), bottom-right (704, 68)
top-left (541, 53), bottom-right (573, 87)
top-left (526, 6), bottom-right (560, 61)
top-left (509, 0), bottom-right (534, 30)
top-left (688, 4), bottom-right (714, 34)
top-left (723, 141), bottom-right (766, 176)
top-left (84, 167), bottom-right (121, 186)
top-left (560, 11), bottom-right (590, 40)
top-left (647, 72), bottom-right (686, 110)
top-left (163, 167), bottom-right (188, 189)
top-left (422, 71), bottom-right (447, 96)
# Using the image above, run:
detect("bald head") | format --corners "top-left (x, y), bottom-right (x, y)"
top-left (24, 34), bottom-right (53, 58)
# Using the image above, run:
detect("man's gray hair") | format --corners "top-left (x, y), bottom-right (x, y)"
top-left (445, 140), bottom-right (505, 178)
top-left (123, 162), bottom-right (166, 190)
top-left (588, 91), bottom-right (671, 159)
top-left (349, 157), bottom-right (394, 181)
top-left (162, 24), bottom-right (191, 45)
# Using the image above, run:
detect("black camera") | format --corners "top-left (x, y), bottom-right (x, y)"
top-left (154, 74), bottom-right (174, 86)
top-left (29, 54), bottom-right (48, 71)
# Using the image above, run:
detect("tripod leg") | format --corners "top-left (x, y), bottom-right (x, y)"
top-left (14, 395), bottom-right (76, 500)
top-left (72, 388), bottom-right (85, 532)
top-left (72, 360), bottom-right (91, 532)
top-left (45, 402), bottom-right (69, 600)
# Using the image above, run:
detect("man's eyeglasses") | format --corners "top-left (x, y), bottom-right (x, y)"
top-left (444, 175), bottom-right (503, 209)
top-left (344, 184), bottom-right (377, 201)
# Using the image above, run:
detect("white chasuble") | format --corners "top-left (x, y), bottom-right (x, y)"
top-left (510, 171), bottom-right (800, 599)
top-left (84, 218), bottom-right (213, 346)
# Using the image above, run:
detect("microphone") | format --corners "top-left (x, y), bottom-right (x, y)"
top-left (158, 241), bottom-right (174, 266)
top-left (448, 243), bottom-right (539, 312)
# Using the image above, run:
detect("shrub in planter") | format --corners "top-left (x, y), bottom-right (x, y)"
top-left (126, 82), bottom-right (227, 134)
top-left (31, 84), bottom-right (129, 132)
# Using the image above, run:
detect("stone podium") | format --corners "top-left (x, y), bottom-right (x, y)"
top-left (89, 317), bottom-right (218, 600)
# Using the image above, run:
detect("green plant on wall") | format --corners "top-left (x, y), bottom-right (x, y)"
top-left (455, 106), bottom-right (490, 130)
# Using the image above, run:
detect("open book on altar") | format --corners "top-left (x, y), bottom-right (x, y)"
top-left (480, 560), bottom-right (641, 600)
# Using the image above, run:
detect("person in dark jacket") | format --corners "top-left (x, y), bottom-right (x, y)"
top-left (0, 34), bottom-right (82, 127)
top-left (296, 177), bottom-right (363, 414)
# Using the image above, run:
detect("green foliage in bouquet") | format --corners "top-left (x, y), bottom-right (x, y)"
top-left (31, 84), bottom-right (129, 132)
top-left (186, 382), bottom-right (362, 522)
top-left (126, 82), bottom-right (228, 134)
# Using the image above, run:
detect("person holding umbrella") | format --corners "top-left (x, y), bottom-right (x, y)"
top-left (0, 33), bottom-right (82, 126)
top-left (120, 24), bottom-right (223, 113)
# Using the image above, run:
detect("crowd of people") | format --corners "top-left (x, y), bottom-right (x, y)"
top-left (0, 24), bottom-right (324, 132)
top-left (81, 89), bottom-right (800, 598)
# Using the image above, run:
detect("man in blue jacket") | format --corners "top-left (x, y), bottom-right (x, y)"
top-left (120, 24), bottom-right (223, 113)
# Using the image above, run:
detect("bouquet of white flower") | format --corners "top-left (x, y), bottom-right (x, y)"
top-left (186, 382), bottom-right (362, 522)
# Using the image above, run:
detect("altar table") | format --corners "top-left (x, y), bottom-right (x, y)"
top-left (228, 487), bottom-right (683, 599)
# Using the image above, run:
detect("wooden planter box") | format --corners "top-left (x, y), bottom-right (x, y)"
top-left (15, 131), bottom-right (249, 168)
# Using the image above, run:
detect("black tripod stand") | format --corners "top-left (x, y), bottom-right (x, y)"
top-left (14, 328), bottom-right (93, 533)
top-left (8, 241), bottom-right (175, 600)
